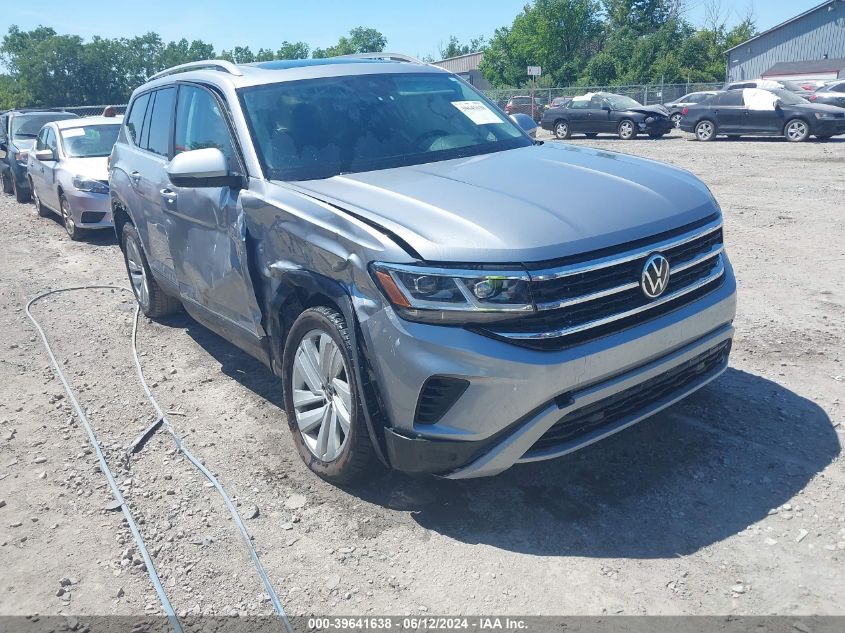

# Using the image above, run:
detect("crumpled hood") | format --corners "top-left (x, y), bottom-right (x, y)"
top-left (625, 105), bottom-right (670, 117)
top-left (62, 156), bottom-right (109, 182)
top-left (287, 143), bottom-right (718, 263)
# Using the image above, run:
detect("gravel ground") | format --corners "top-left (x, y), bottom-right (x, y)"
top-left (0, 129), bottom-right (843, 618)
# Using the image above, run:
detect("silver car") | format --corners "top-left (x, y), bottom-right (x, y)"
top-left (28, 116), bottom-right (121, 239)
top-left (109, 57), bottom-right (736, 484)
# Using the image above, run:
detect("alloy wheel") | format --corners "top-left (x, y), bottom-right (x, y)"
top-left (671, 113), bottom-right (681, 128)
top-left (786, 120), bottom-right (808, 142)
top-left (619, 121), bottom-right (634, 139)
top-left (291, 329), bottom-right (352, 462)
top-left (124, 236), bottom-right (150, 309)
top-left (554, 122), bottom-right (568, 139)
top-left (61, 198), bottom-right (76, 237)
top-left (696, 121), bottom-right (714, 141)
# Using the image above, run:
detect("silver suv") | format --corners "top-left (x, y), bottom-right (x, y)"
top-left (109, 56), bottom-right (736, 484)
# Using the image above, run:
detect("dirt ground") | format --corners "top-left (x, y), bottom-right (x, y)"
top-left (1, 130), bottom-right (843, 619)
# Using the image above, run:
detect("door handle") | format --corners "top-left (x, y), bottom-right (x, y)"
top-left (129, 171), bottom-right (142, 183)
top-left (160, 188), bottom-right (178, 204)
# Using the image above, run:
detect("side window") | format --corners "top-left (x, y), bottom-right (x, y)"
top-left (721, 92), bottom-right (743, 106)
top-left (569, 99), bottom-right (590, 110)
top-left (35, 128), bottom-right (49, 151)
top-left (833, 83), bottom-right (845, 94)
top-left (126, 92), bottom-right (151, 146)
top-left (45, 128), bottom-right (57, 153)
top-left (145, 87), bottom-right (176, 157)
top-left (174, 85), bottom-right (236, 166)
top-left (590, 97), bottom-right (604, 108)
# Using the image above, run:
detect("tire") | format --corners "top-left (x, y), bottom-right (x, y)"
top-left (59, 195), bottom-right (84, 240)
top-left (12, 173), bottom-right (30, 203)
top-left (784, 119), bottom-right (809, 143)
top-left (121, 223), bottom-right (181, 318)
top-left (584, 133), bottom-right (598, 139)
top-left (1, 170), bottom-right (12, 194)
top-left (618, 119), bottom-right (637, 140)
top-left (553, 120), bottom-right (571, 140)
top-left (695, 120), bottom-right (717, 142)
top-left (671, 113), bottom-right (682, 128)
top-left (30, 177), bottom-right (49, 217)
top-left (282, 306), bottom-right (377, 485)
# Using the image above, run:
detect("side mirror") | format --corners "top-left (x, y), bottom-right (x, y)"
top-left (509, 113), bottom-right (538, 138)
top-left (774, 101), bottom-right (783, 110)
top-left (34, 149), bottom-right (56, 162)
top-left (602, 103), bottom-right (612, 111)
top-left (166, 147), bottom-right (241, 188)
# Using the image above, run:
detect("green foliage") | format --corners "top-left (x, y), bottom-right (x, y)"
top-left (481, 0), bottom-right (757, 88)
top-left (438, 35), bottom-right (486, 60)
top-left (0, 24), bottom-right (375, 108)
top-left (312, 27), bottom-right (387, 58)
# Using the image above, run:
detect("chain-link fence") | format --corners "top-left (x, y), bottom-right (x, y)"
top-left (61, 104), bottom-right (128, 117)
top-left (483, 83), bottom-right (724, 108)
top-left (56, 82), bottom-right (723, 119)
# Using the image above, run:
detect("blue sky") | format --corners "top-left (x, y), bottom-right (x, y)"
top-left (0, 0), bottom-right (825, 60)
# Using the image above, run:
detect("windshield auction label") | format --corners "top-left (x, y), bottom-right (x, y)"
top-left (451, 100), bottom-right (503, 125)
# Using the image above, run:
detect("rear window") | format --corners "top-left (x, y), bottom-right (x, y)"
top-left (145, 88), bottom-right (176, 157)
top-left (125, 93), bottom-right (151, 146)
top-left (60, 124), bottom-right (121, 158)
top-left (10, 112), bottom-right (78, 141)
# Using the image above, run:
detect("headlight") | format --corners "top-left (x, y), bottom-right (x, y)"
top-left (14, 151), bottom-right (29, 164)
top-left (645, 116), bottom-right (655, 123)
top-left (72, 175), bottom-right (109, 194)
top-left (814, 112), bottom-right (834, 119)
top-left (371, 262), bottom-right (534, 324)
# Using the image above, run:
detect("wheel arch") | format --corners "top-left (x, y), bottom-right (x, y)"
top-left (267, 270), bottom-right (390, 467)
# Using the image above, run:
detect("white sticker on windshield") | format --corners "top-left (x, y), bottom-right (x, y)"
top-left (62, 128), bottom-right (85, 138)
top-left (451, 100), bottom-right (503, 125)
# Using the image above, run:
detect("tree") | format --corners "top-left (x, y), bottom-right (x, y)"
top-left (220, 46), bottom-right (256, 64)
top-left (438, 35), bottom-right (486, 60)
top-left (276, 41), bottom-right (310, 59)
top-left (313, 26), bottom-right (386, 58)
top-left (480, 0), bottom-right (603, 87)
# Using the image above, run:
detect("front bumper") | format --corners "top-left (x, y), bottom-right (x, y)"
top-left (65, 191), bottom-right (113, 229)
top-left (363, 258), bottom-right (737, 477)
top-left (812, 119), bottom-right (845, 136)
top-left (640, 119), bottom-right (674, 134)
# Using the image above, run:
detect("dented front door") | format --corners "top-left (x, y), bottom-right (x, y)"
top-left (164, 83), bottom-right (265, 341)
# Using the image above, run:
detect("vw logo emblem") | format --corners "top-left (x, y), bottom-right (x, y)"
top-left (641, 253), bottom-right (670, 299)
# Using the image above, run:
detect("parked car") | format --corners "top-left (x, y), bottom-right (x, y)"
top-left (110, 57), bottom-right (736, 484)
top-left (0, 109), bottom-right (79, 202)
top-left (807, 80), bottom-right (845, 109)
top-left (724, 78), bottom-right (814, 98)
top-left (504, 95), bottom-right (542, 121)
top-left (544, 96), bottom-right (572, 111)
top-left (541, 92), bottom-right (674, 140)
top-left (27, 116), bottom-right (121, 239)
top-left (663, 91), bottom-right (718, 127)
top-left (680, 89), bottom-right (845, 142)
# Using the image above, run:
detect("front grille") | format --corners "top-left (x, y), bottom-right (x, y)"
top-left (80, 211), bottom-right (106, 224)
top-left (526, 340), bottom-right (731, 455)
top-left (481, 216), bottom-right (726, 350)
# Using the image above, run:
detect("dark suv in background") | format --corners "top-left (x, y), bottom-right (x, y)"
top-left (0, 109), bottom-right (79, 202)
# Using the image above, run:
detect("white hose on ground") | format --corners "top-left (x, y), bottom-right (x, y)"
top-left (26, 285), bottom-right (292, 633)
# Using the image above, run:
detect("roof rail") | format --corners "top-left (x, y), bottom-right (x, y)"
top-left (147, 59), bottom-right (244, 82)
top-left (336, 52), bottom-right (425, 65)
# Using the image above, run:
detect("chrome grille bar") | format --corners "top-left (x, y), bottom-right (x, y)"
top-left (534, 243), bottom-right (724, 312)
top-left (496, 255), bottom-right (725, 340)
top-left (529, 218), bottom-right (723, 281)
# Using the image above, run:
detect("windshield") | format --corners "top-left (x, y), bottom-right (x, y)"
top-left (240, 72), bottom-right (531, 181)
top-left (60, 124), bottom-right (121, 158)
top-left (606, 95), bottom-right (642, 110)
top-left (771, 90), bottom-right (807, 105)
top-left (11, 113), bottom-right (77, 140)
